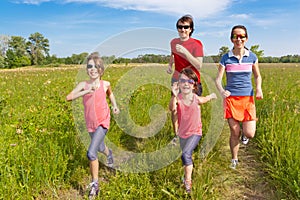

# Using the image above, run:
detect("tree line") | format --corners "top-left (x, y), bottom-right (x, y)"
top-left (1, 33), bottom-right (299, 69)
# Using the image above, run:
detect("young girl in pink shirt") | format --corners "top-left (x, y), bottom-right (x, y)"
top-left (66, 52), bottom-right (119, 198)
top-left (169, 68), bottom-right (216, 193)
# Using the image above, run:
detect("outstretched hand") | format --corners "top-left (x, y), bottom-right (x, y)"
top-left (208, 93), bottom-right (217, 100)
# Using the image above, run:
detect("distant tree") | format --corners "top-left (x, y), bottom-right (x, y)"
top-left (279, 55), bottom-right (300, 63)
top-left (44, 54), bottom-right (63, 65)
top-left (289, 55), bottom-right (300, 63)
top-left (64, 52), bottom-right (89, 65)
top-left (102, 55), bottom-right (116, 65)
top-left (210, 46), bottom-right (230, 63)
top-left (0, 35), bottom-right (10, 68)
top-left (0, 35), bottom-right (10, 56)
top-left (27, 32), bottom-right (49, 65)
top-left (75, 52), bottom-right (88, 64)
top-left (5, 49), bottom-right (31, 68)
top-left (0, 55), bottom-right (6, 68)
top-left (218, 46), bottom-right (230, 57)
top-left (9, 36), bottom-right (28, 57)
top-left (260, 56), bottom-right (279, 63)
top-left (112, 57), bottom-right (131, 64)
top-left (4, 36), bottom-right (31, 68)
top-left (250, 45), bottom-right (264, 61)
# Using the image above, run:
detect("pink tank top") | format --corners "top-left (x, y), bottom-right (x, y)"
top-left (177, 93), bottom-right (202, 138)
top-left (83, 80), bottom-right (110, 132)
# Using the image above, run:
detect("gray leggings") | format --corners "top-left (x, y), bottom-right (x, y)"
top-left (180, 134), bottom-right (202, 166)
top-left (87, 126), bottom-right (108, 161)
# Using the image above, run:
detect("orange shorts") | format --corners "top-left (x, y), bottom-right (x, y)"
top-left (224, 96), bottom-right (257, 122)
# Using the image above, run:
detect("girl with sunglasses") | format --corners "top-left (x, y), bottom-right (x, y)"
top-left (167, 15), bottom-right (204, 136)
top-left (215, 25), bottom-right (263, 169)
top-left (66, 52), bottom-right (120, 198)
top-left (169, 68), bottom-right (216, 193)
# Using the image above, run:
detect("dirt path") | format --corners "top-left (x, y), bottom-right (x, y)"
top-left (215, 126), bottom-right (278, 200)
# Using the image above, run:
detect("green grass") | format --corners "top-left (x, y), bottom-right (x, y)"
top-left (0, 63), bottom-right (299, 199)
top-left (255, 64), bottom-right (300, 198)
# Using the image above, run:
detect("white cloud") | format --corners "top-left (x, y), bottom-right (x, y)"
top-left (13, 0), bottom-right (51, 4)
top-left (229, 14), bottom-right (249, 19)
top-left (99, 0), bottom-right (231, 18)
top-left (17, 0), bottom-right (232, 18)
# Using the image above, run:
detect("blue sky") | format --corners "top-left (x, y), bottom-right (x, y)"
top-left (0, 0), bottom-right (299, 58)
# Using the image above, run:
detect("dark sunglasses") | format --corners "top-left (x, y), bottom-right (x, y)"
top-left (177, 25), bottom-right (190, 30)
top-left (87, 64), bottom-right (97, 69)
top-left (179, 78), bottom-right (195, 84)
top-left (231, 34), bottom-right (247, 40)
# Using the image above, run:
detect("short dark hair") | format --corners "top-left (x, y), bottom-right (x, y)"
top-left (176, 14), bottom-right (194, 36)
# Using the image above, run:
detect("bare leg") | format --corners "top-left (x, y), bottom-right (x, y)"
top-left (228, 118), bottom-right (241, 160)
top-left (242, 120), bottom-right (256, 139)
top-left (90, 159), bottom-right (99, 182)
top-left (184, 164), bottom-right (193, 181)
top-left (183, 164), bottom-right (193, 193)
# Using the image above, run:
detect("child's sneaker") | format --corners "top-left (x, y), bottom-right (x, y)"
top-left (230, 159), bottom-right (238, 169)
top-left (183, 179), bottom-right (192, 193)
top-left (107, 149), bottom-right (114, 168)
top-left (241, 132), bottom-right (249, 145)
top-left (88, 181), bottom-right (99, 199)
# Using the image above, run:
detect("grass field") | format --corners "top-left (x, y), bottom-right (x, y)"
top-left (0, 63), bottom-right (299, 199)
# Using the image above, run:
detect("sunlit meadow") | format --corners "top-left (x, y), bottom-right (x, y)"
top-left (0, 63), bottom-right (299, 199)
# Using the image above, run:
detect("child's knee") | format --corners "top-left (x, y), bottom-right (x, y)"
top-left (181, 152), bottom-right (192, 166)
top-left (87, 151), bottom-right (97, 161)
top-left (244, 130), bottom-right (255, 139)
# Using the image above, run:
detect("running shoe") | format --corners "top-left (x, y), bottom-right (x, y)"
top-left (230, 159), bottom-right (238, 169)
top-left (241, 132), bottom-right (249, 145)
top-left (88, 181), bottom-right (99, 199)
top-left (107, 149), bottom-right (114, 168)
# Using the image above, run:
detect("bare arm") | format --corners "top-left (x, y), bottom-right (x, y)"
top-left (176, 44), bottom-right (203, 70)
top-left (169, 95), bottom-right (178, 112)
top-left (167, 54), bottom-right (174, 74)
top-left (252, 60), bottom-right (263, 99)
top-left (197, 93), bottom-right (217, 104)
top-left (168, 82), bottom-right (179, 111)
top-left (215, 64), bottom-right (231, 98)
top-left (105, 82), bottom-right (120, 114)
top-left (66, 81), bottom-right (91, 101)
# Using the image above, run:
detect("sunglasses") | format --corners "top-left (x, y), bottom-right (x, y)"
top-left (179, 78), bottom-right (195, 84)
top-left (177, 25), bottom-right (190, 30)
top-left (87, 64), bottom-right (97, 69)
top-left (231, 34), bottom-right (247, 40)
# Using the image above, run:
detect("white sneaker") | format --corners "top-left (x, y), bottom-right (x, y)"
top-left (230, 159), bottom-right (238, 169)
top-left (88, 181), bottom-right (99, 199)
top-left (241, 133), bottom-right (249, 145)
